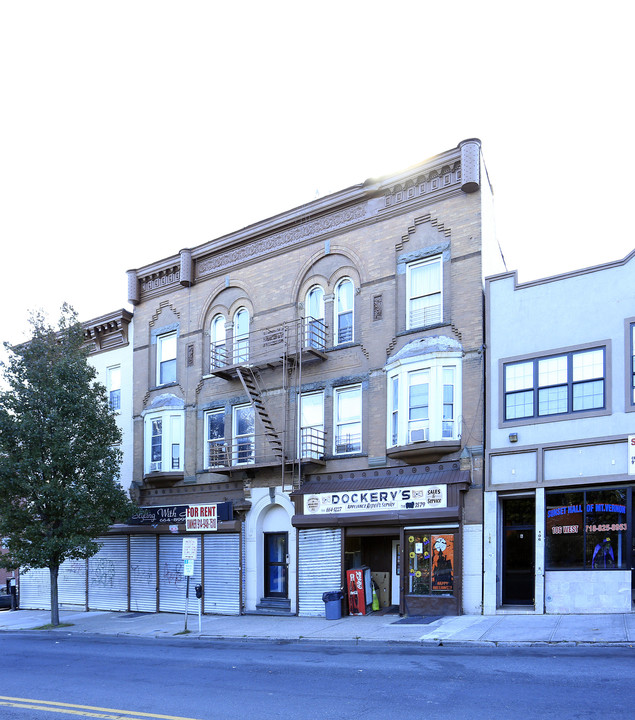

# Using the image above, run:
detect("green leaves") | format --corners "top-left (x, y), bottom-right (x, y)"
top-left (0, 305), bottom-right (135, 573)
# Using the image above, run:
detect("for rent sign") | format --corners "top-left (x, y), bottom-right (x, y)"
top-left (186, 504), bottom-right (218, 531)
top-left (303, 484), bottom-right (447, 515)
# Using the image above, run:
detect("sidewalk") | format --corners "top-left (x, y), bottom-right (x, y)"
top-left (2, 608), bottom-right (634, 646)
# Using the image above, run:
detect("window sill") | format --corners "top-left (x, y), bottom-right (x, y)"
top-left (143, 471), bottom-right (184, 487)
top-left (398, 322), bottom-right (451, 337)
top-left (325, 341), bottom-right (361, 353)
top-left (150, 382), bottom-right (180, 392)
top-left (387, 440), bottom-right (461, 463)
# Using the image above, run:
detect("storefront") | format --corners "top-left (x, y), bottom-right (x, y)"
top-left (292, 462), bottom-right (471, 617)
top-left (484, 483), bottom-right (634, 614)
top-left (19, 502), bottom-right (243, 615)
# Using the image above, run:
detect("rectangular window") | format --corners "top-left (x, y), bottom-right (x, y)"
top-left (204, 409), bottom-right (227, 468)
top-left (299, 391), bottom-right (325, 459)
top-left (504, 347), bottom-right (605, 420)
top-left (406, 256), bottom-right (442, 329)
top-left (408, 370), bottom-right (429, 443)
top-left (390, 376), bottom-right (399, 446)
top-left (545, 488), bottom-right (628, 570)
top-left (150, 418), bottom-right (162, 472)
top-left (233, 404), bottom-right (255, 465)
top-left (407, 531), bottom-right (455, 596)
top-left (157, 332), bottom-right (177, 385)
top-left (107, 365), bottom-right (121, 412)
top-left (442, 367), bottom-right (455, 439)
top-left (334, 385), bottom-right (362, 454)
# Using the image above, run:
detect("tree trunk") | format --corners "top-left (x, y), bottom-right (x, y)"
top-left (49, 565), bottom-right (60, 626)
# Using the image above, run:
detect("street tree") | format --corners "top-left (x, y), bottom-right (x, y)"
top-left (0, 305), bottom-right (135, 625)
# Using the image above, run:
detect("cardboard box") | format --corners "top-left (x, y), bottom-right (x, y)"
top-left (371, 571), bottom-right (390, 608)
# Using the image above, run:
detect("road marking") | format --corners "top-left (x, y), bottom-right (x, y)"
top-left (0, 697), bottom-right (203, 720)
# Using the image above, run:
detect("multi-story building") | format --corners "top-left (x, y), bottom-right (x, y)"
top-left (125, 138), bottom-right (496, 617)
top-left (484, 251), bottom-right (635, 614)
top-left (18, 309), bottom-right (134, 610)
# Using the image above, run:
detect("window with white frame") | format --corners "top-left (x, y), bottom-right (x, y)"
top-left (232, 403), bottom-right (255, 464)
top-left (144, 410), bottom-right (184, 474)
top-left (334, 385), bottom-right (362, 454)
top-left (504, 347), bottom-right (605, 421)
top-left (406, 256), bottom-right (442, 329)
top-left (305, 286), bottom-right (325, 349)
top-left (107, 365), bottom-right (121, 412)
top-left (233, 308), bottom-right (249, 364)
top-left (156, 331), bottom-right (177, 385)
top-left (299, 391), bottom-right (325, 459)
top-left (387, 356), bottom-right (461, 447)
top-left (210, 315), bottom-right (226, 369)
top-left (335, 278), bottom-right (354, 344)
top-left (204, 409), bottom-right (227, 468)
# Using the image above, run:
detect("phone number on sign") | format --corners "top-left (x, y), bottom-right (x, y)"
top-left (585, 523), bottom-right (627, 533)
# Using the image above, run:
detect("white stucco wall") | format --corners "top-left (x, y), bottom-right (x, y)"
top-left (88, 325), bottom-right (134, 492)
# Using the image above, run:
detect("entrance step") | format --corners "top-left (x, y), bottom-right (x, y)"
top-left (252, 597), bottom-right (292, 616)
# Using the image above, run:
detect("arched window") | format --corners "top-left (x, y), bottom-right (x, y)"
top-left (233, 307), bottom-right (250, 364)
top-left (335, 278), bottom-right (354, 344)
top-left (305, 285), bottom-right (325, 349)
top-left (210, 314), bottom-right (226, 369)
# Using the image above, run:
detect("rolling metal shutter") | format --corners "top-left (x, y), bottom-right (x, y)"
top-left (87, 536), bottom-right (128, 611)
top-left (158, 534), bottom-right (202, 613)
top-left (58, 558), bottom-right (87, 609)
top-left (19, 567), bottom-right (51, 610)
top-left (129, 535), bottom-right (157, 613)
top-left (298, 527), bottom-right (342, 617)
top-left (203, 533), bottom-right (241, 615)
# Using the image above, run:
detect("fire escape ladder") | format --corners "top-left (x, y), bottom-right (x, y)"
top-left (236, 366), bottom-right (284, 460)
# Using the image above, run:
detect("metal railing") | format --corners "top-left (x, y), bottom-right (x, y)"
top-left (210, 316), bottom-right (327, 371)
top-left (299, 427), bottom-right (326, 460)
top-left (205, 433), bottom-right (283, 470)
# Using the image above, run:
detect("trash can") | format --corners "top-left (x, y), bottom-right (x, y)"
top-left (322, 590), bottom-right (344, 620)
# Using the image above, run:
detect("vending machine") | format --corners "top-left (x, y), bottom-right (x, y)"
top-left (346, 566), bottom-right (372, 615)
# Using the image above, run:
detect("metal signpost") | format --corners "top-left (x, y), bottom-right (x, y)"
top-left (182, 537), bottom-right (197, 632)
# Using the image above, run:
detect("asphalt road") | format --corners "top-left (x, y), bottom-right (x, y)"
top-left (1, 633), bottom-right (633, 719)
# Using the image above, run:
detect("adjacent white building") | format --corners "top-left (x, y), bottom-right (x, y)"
top-left (484, 251), bottom-right (635, 614)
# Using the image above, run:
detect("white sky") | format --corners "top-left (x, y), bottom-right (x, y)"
top-left (1, 1), bottom-right (633, 348)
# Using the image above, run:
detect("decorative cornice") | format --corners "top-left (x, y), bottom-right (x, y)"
top-left (383, 161), bottom-right (461, 211)
top-left (196, 204), bottom-right (367, 279)
top-left (139, 264), bottom-right (181, 302)
top-left (83, 309), bottom-right (132, 355)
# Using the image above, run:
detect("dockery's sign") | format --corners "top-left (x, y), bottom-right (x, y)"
top-left (303, 484), bottom-right (447, 515)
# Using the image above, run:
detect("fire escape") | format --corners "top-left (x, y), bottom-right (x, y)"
top-left (207, 316), bottom-right (327, 489)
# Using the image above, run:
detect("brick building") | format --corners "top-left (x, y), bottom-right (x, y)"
top-left (123, 138), bottom-right (496, 617)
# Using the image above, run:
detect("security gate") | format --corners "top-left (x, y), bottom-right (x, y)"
top-left (88, 536), bottom-right (128, 611)
top-left (158, 535), bottom-right (202, 613)
top-left (130, 535), bottom-right (157, 612)
top-left (203, 533), bottom-right (241, 615)
top-left (298, 528), bottom-right (342, 616)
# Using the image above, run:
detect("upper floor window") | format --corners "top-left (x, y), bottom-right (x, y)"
top-left (233, 403), bottom-right (255, 464)
top-left (504, 347), bottom-right (605, 421)
top-left (144, 410), bottom-right (183, 474)
top-left (204, 409), bottom-right (227, 469)
top-left (107, 365), bottom-right (121, 412)
top-left (335, 278), bottom-right (354, 344)
top-left (157, 331), bottom-right (177, 386)
top-left (305, 286), bottom-right (325, 349)
top-left (334, 384), bottom-right (362, 454)
top-left (387, 356), bottom-right (461, 447)
top-left (210, 315), bottom-right (226, 369)
top-left (233, 308), bottom-right (249, 364)
top-left (407, 256), bottom-right (442, 329)
top-left (299, 390), bottom-right (325, 459)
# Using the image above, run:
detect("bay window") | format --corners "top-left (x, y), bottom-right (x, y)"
top-left (144, 408), bottom-right (184, 474)
top-left (387, 352), bottom-right (461, 447)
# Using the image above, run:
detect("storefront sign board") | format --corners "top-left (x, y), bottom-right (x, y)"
top-left (304, 484), bottom-right (447, 515)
